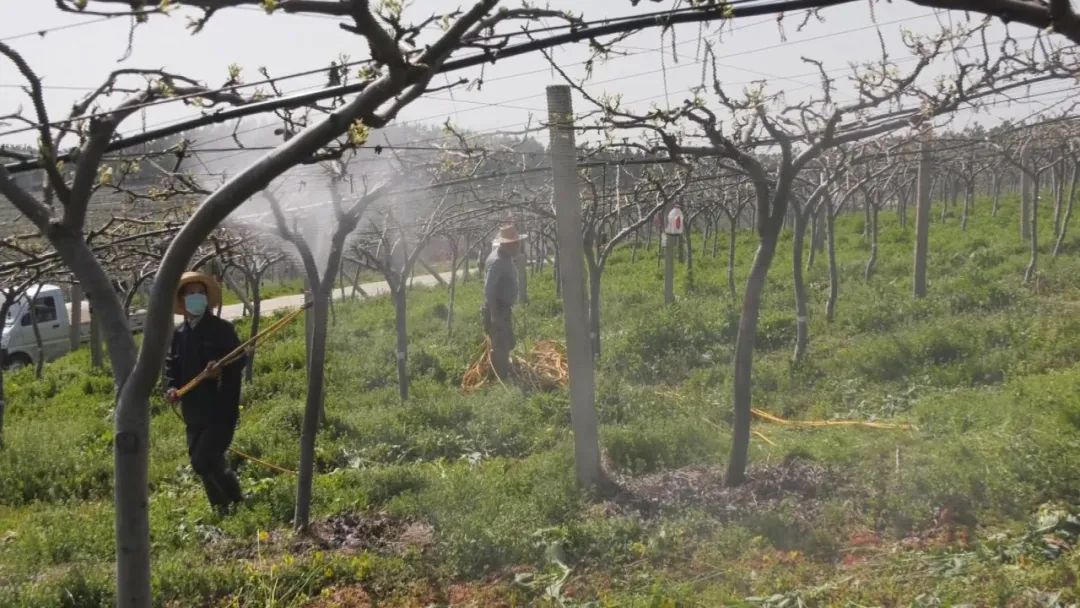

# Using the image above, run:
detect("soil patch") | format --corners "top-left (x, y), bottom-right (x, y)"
top-left (303, 512), bottom-right (434, 554)
top-left (208, 511), bottom-right (434, 560)
top-left (605, 459), bottom-right (846, 520)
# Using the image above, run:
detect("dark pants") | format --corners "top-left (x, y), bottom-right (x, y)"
top-left (186, 417), bottom-right (243, 510)
top-left (483, 305), bottom-right (515, 380)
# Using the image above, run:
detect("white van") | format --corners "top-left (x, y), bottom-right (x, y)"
top-left (1, 284), bottom-right (145, 370)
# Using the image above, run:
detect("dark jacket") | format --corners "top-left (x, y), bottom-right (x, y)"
top-left (165, 314), bottom-right (245, 427)
top-left (484, 248), bottom-right (518, 311)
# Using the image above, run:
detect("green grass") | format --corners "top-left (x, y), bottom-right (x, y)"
top-left (2, 196), bottom-right (1080, 606)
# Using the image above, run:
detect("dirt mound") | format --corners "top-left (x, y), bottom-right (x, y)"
top-left (305, 512), bottom-right (434, 554)
top-left (606, 459), bottom-right (844, 519)
top-left (208, 511), bottom-right (434, 559)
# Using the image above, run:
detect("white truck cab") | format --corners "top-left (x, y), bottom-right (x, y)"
top-left (1, 284), bottom-right (145, 370)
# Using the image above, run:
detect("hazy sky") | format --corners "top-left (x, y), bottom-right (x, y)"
top-left (2, 1), bottom-right (1077, 156)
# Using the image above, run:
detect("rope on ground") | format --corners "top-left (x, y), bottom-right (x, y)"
top-left (163, 403), bottom-right (295, 475)
top-left (461, 337), bottom-right (569, 392)
top-left (751, 408), bottom-right (915, 431)
top-left (228, 447), bottom-right (297, 475)
top-left (752, 430), bottom-right (778, 446)
top-left (166, 401), bottom-right (297, 475)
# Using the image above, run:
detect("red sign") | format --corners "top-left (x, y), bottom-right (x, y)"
top-left (665, 208), bottom-right (684, 235)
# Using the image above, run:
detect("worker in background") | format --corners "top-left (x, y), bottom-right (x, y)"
top-left (164, 271), bottom-right (246, 514)
top-left (483, 224), bottom-right (526, 381)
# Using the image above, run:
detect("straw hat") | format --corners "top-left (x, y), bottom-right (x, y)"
top-left (492, 224), bottom-right (527, 245)
top-left (174, 271), bottom-right (222, 315)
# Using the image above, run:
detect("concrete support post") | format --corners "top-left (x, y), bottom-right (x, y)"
top-left (914, 137), bottom-right (933, 298)
top-left (547, 85), bottom-right (602, 489)
top-left (664, 234), bottom-right (678, 305)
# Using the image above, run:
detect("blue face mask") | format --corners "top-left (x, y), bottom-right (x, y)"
top-left (184, 293), bottom-right (208, 316)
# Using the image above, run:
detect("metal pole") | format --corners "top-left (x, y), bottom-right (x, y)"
top-left (546, 85), bottom-right (602, 489)
top-left (913, 137), bottom-right (932, 298)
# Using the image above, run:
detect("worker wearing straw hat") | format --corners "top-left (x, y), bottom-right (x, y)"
top-left (483, 224), bottom-right (526, 381)
top-left (164, 271), bottom-right (247, 514)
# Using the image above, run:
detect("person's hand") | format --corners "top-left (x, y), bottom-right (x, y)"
top-left (205, 360), bottom-right (222, 379)
top-left (165, 388), bottom-right (179, 404)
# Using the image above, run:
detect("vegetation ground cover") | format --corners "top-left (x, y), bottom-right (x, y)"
top-left (1, 196), bottom-right (1078, 606)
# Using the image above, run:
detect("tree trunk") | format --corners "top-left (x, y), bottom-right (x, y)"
top-left (664, 234), bottom-right (676, 305)
top-left (31, 304), bottom-right (44, 379)
top-left (865, 204), bottom-right (879, 281)
top-left (863, 194), bottom-right (872, 240)
top-left (728, 228), bottom-right (781, 486)
top-left (244, 279), bottom-right (261, 384)
top-left (588, 262), bottom-right (602, 359)
top-left (27, 284), bottom-right (45, 379)
top-left (1053, 162), bottom-right (1065, 237)
top-left (685, 221), bottom-right (694, 291)
top-left (419, 257), bottom-right (448, 288)
top-left (792, 210), bottom-right (809, 364)
top-left (516, 253), bottom-right (528, 305)
top-left (727, 214), bottom-right (738, 300)
top-left (898, 184), bottom-right (909, 228)
top-left (300, 287), bottom-right (325, 427)
top-left (826, 207), bottom-right (839, 322)
top-left (0, 299), bottom-right (10, 446)
top-left (90, 310), bottom-right (103, 369)
top-left (350, 261), bottom-right (363, 299)
top-left (656, 229), bottom-right (664, 271)
top-left (553, 241), bottom-right (562, 298)
top-left (328, 279), bottom-right (337, 326)
top-left (69, 283), bottom-right (82, 352)
top-left (992, 174), bottom-right (1002, 217)
top-left (222, 273), bottom-right (252, 317)
top-left (1025, 171), bottom-right (1041, 283)
top-left (338, 258), bottom-right (348, 296)
top-left (1021, 165), bottom-right (1032, 242)
top-left (914, 141), bottom-right (932, 299)
top-left (807, 205), bottom-right (821, 270)
top-left (293, 287), bottom-right (330, 532)
top-left (1053, 162), bottom-right (1078, 257)
top-left (949, 179), bottom-right (960, 222)
top-left (702, 216), bottom-right (712, 258)
top-left (447, 248), bottom-right (458, 336)
top-left (712, 215), bottom-right (721, 258)
top-left (960, 183), bottom-right (972, 232)
top-left (51, 235), bottom-right (142, 608)
top-left (394, 286), bottom-right (409, 402)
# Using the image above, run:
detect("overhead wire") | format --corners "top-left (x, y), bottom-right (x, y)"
top-left (126, 8), bottom-right (936, 146)
top-left (0, 15), bottom-right (114, 42)
top-left (161, 82), bottom-right (1080, 183)
top-left (2, 0), bottom-right (865, 173)
top-left (6, 0), bottom-right (1071, 190)
top-left (95, 11), bottom-right (783, 149)
top-left (0, 0), bottom-right (790, 139)
top-left (109, 10), bottom-right (1005, 172)
top-left (1, 4), bottom-right (990, 172)
top-left (179, 17), bottom-right (1038, 161)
